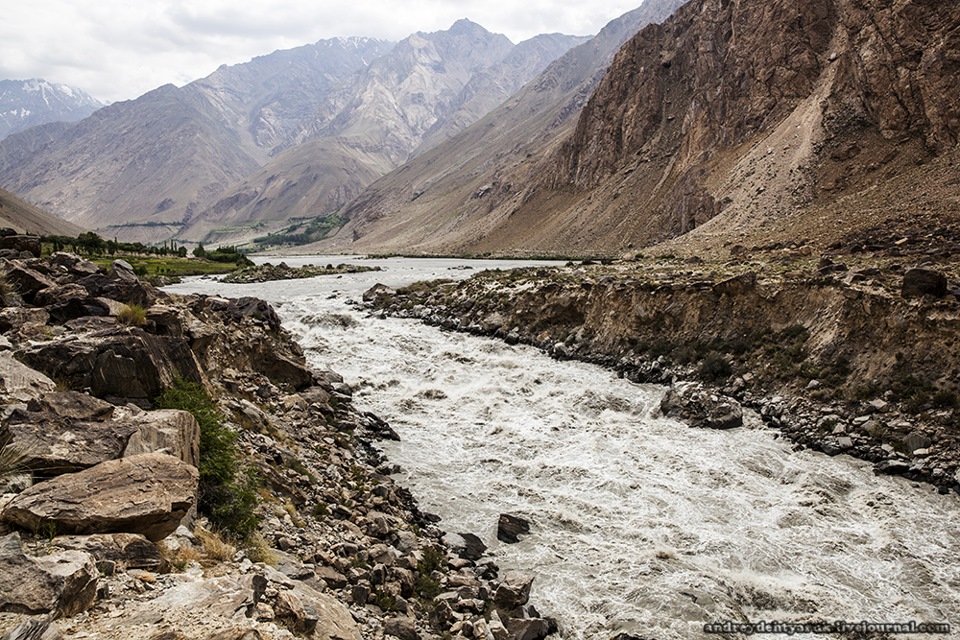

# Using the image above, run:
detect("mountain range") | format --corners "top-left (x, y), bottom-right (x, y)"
top-left (1, 0), bottom-right (956, 259)
top-left (0, 21), bottom-right (587, 245)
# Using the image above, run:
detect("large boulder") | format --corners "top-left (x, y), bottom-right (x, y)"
top-left (288, 581), bottom-right (362, 640)
top-left (47, 252), bottom-right (100, 278)
top-left (25, 390), bottom-right (115, 421)
top-left (3, 417), bottom-right (136, 476)
top-left (0, 353), bottom-right (55, 402)
top-left (74, 272), bottom-right (156, 308)
top-left (0, 263), bottom-right (55, 304)
top-left (494, 571), bottom-right (534, 611)
top-left (497, 513), bottom-right (531, 544)
top-left (659, 381), bottom-right (743, 429)
top-left (231, 297), bottom-right (283, 332)
top-left (204, 296), bottom-right (282, 332)
top-left (1, 618), bottom-right (64, 640)
top-left (252, 347), bottom-right (314, 391)
top-left (3, 394), bottom-right (200, 474)
top-left (0, 532), bottom-right (99, 618)
top-left (15, 327), bottom-right (205, 406)
top-left (0, 308), bottom-right (50, 340)
top-left (506, 617), bottom-right (555, 640)
top-left (149, 574), bottom-right (264, 619)
top-left (1, 453), bottom-right (198, 542)
top-left (0, 235), bottom-right (41, 258)
top-left (34, 283), bottom-right (127, 324)
top-left (121, 408), bottom-right (201, 468)
top-left (362, 283), bottom-right (396, 304)
top-left (142, 573), bottom-right (361, 640)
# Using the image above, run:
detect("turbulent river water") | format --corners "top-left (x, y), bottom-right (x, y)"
top-left (167, 256), bottom-right (960, 640)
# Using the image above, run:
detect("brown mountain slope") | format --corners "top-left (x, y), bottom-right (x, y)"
top-left (0, 187), bottom-right (84, 236)
top-left (318, 0), bottom-right (689, 253)
top-left (178, 138), bottom-right (389, 244)
top-left (0, 84), bottom-right (262, 242)
top-left (333, 0), bottom-right (959, 257)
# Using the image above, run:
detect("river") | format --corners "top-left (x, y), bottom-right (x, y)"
top-left (166, 256), bottom-right (960, 640)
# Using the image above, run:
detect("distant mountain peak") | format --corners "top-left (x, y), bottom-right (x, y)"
top-left (450, 18), bottom-right (484, 31)
top-left (0, 78), bottom-right (103, 140)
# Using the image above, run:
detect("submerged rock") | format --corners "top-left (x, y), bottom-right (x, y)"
top-left (659, 381), bottom-right (743, 429)
top-left (497, 514), bottom-right (531, 544)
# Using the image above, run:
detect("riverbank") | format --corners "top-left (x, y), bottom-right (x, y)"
top-left (0, 252), bottom-right (555, 640)
top-left (365, 252), bottom-right (960, 495)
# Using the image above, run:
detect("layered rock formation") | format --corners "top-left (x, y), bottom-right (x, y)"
top-left (329, 0), bottom-right (688, 254)
top-left (529, 0), bottom-right (960, 246)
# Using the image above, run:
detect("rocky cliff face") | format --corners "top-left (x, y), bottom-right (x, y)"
top-left (333, 0), bottom-right (959, 258)
top-left (0, 79), bottom-right (103, 141)
top-left (533, 0), bottom-right (960, 243)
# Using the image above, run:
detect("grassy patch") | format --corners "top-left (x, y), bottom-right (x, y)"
top-left (251, 213), bottom-right (348, 248)
top-left (698, 352), bottom-right (733, 381)
top-left (0, 441), bottom-right (30, 485)
top-left (117, 303), bottom-right (147, 326)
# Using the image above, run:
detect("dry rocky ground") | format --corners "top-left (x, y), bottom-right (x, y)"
top-left (0, 245), bottom-right (553, 640)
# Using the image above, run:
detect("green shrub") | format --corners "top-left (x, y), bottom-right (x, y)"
top-left (154, 379), bottom-right (260, 541)
top-left (411, 546), bottom-right (447, 599)
top-left (932, 389), bottom-right (959, 409)
top-left (699, 353), bottom-right (733, 380)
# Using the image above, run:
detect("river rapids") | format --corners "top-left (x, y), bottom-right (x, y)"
top-left (167, 256), bottom-right (960, 640)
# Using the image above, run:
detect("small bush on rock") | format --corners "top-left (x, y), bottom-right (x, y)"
top-left (117, 303), bottom-right (147, 326)
top-left (699, 353), bottom-right (733, 380)
top-left (155, 379), bottom-right (260, 541)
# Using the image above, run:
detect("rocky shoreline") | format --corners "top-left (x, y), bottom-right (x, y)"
top-left (221, 262), bottom-right (382, 285)
top-left (364, 255), bottom-right (960, 496)
top-left (0, 252), bottom-right (556, 640)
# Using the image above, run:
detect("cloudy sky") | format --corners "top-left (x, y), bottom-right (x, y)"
top-left (2, 0), bottom-right (643, 104)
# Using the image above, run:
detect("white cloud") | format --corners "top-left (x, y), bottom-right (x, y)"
top-left (0, 0), bottom-right (643, 103)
